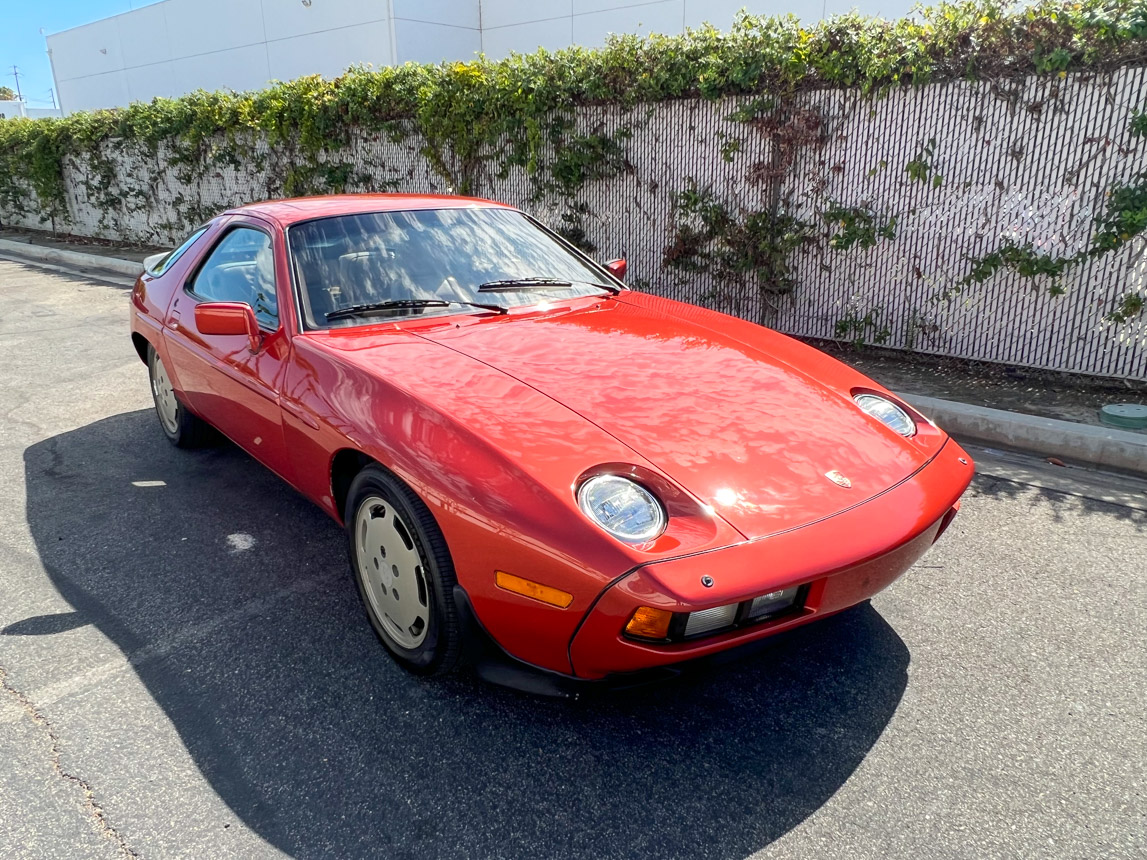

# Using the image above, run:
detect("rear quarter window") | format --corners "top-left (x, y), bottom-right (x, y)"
top-left (149, 226), bottom-right (209, 277)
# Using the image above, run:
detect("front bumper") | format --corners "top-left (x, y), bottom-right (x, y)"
top-left (568, 440), bottom-right (972, 679)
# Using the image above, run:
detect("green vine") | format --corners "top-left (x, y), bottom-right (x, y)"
top-left (664, 183), bottom-right (815, 296)
top-left (905, 137), bottom-right (943, 188)
top-left (834, 308), bottom-right (892, 347)
top-left (546, 127), bottom-right (633, 195)
top-left (555, 203), bottom-right (597, 253)
top-left (958, 105), bottom-right (1147, 322)
top-left (1130, 107), bottom-right (1147, 137)
top-left (282, 162), bottom-right (375, 197)
top-left (1106, 292), bottom-right (1145, 322)
top-left (823, 203), bottom-right (898, 250)
top-left (962, 173), bottom-right (1147, 296)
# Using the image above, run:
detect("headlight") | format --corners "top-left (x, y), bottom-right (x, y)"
top-left (577, 475), bottom-right (666, 543)
top-left (854, 393), bottom-right (916, 437)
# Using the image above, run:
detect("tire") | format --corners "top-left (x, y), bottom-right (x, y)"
top-left (346, 465), bottom-right (461, 675)
top-left (147, 344), bottom-right (209, 448)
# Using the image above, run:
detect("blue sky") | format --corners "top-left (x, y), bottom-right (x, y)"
top-left (1, 1), bottom-right (159, 106)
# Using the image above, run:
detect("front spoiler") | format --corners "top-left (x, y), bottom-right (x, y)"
top-left (452, 585), bottom-right (834, 699)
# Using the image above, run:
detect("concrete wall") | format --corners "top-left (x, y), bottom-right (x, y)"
top-left (47, 0), bottom-right (916, 113)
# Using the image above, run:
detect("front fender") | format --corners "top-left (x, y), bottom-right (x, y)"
top-left (282, 330), bottom-right (744, 673)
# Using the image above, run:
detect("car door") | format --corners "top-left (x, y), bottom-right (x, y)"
top-left (163, 217), bottom-right (295, 481)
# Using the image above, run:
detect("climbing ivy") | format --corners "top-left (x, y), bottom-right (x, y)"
top-left (546, 127), bottom-right (633, 195)
top-left (1130, 107), bottom-right (1147, 137)
top-left (2, 0), bottom-right (1147, 226)
top-left (961, 171), bottom-right (1147, 299)
top-left (282, 162), bottom-right (376, 197)
top-left (664, 183), bottom-right (815, 297)
top-left (1106, 292), bottom-right (1145, 322)
top-left (822, 203), bottom-right (898, 250)
top-left (957, 102), bottom-right (1147, 325)
top-left (555, 202), bottom-right (597, 252)
top-left (905, 137), bottom-right (943, 188)
top-left (834, 308), bottom-right (892, 347)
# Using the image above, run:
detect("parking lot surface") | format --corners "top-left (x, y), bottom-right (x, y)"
top-left (1, 258), bottom-right (1144, 859)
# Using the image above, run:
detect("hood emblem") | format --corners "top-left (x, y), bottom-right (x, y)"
top-left (825, 470), bottom-right (852, 489)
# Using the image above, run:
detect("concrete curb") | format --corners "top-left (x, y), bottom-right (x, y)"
top-left (905, 393), bottom-right (1147, 477)
top-left (0, 238), bottom-right (143, 279)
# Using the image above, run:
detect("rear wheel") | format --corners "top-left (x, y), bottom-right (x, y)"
top-left (147, 345), bottom-right (208, 448)
top-left (346, 465), bottom-right (461, 675)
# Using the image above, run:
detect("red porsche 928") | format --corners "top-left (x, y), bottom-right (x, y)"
top-left (129, 194), bottom-right (973, 695)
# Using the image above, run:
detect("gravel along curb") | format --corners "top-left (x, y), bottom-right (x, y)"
top-left (905, 393), bottom-right (1147, 478)
top-left (0, 238), bottom-right (143, 279)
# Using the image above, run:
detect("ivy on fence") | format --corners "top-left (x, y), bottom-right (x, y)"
top-left (960, 109), bottom-right (1147, 320)
top-left (2, 0), bottom-right (1147, 227)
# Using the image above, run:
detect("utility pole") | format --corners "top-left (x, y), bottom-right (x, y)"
top-left (48, 88), bottom-right (56, 109)
top-left (11, 66), bottom-right (22, 101)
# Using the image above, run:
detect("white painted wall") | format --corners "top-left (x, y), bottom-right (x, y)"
top-left (48, 0), bottom-right (403, 113)
top-left (0, 100), bottom-right (28, 120)
top-left (0, 100), bottom-right (61, 120)
top-left (48, 0), bottom-right (917, 113)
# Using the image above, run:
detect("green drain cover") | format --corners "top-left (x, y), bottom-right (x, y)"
top-left (1099, 403), bottom-right (1147, 429)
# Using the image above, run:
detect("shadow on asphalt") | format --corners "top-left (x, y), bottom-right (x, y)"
top-left (969, 472), bottom-right (1147, 529)
top-left (20, 409), bottom-right (909, 859)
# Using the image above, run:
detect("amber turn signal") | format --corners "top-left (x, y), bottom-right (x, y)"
top-left (625, 606), bottom-right (673, 640)
top-left (495, 571), bottom-right (574, 608)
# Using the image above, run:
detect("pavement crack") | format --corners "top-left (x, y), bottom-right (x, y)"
top-left (0, 664), bottom-right (139, 859)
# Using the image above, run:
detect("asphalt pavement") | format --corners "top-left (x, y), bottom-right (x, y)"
top-left (0, 257), bottom-right (1144, 859)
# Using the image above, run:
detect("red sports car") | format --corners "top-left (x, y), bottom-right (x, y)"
top-left (129, 194), bottom-right (972, 694)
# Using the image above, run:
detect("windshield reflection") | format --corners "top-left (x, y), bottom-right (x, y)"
top-left (288, 208), bottom-right (613, 328)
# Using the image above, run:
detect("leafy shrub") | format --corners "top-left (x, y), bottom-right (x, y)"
top-left (2, 0), bottom-right (1146, 221)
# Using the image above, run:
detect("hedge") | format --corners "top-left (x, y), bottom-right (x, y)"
top-left (1, 0), bottom-right (1145, 221)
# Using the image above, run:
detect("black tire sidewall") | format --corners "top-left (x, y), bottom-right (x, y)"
top-left (147, 345), bottom-right (184, 445)
top-left (147, 345), bottom-right (208, 448)
top-left (346, 466), bottom-right (457, 675)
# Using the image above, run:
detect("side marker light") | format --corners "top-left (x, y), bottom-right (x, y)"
top-left (495, 571), bottom-right (574, 608)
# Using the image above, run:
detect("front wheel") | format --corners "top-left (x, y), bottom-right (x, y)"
top-left (147, 345), bottom-right (209, 448)
top-left (346, 465), bottom-right (462, 675)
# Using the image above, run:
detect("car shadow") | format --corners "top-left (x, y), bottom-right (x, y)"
top-left (20, 410), bottom-right (909, 859)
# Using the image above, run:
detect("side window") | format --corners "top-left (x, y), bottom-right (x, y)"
top-left (189, 227), bottom-right (278, 329)
top-left (151, 226), bottom-right (208, 277)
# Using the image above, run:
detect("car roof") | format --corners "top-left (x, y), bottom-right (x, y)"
top-left (224, 193), bottom-right (514, 228)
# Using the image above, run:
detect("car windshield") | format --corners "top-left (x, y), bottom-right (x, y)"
top-left (288, 207), bottom-right (615, 328)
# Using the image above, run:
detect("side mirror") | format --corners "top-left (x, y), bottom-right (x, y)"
top-left (605, 258), bottom-right (627, 281)
top-left (194, 302), bottom-right (262, 353)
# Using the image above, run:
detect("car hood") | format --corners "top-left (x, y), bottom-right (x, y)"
top-left (415, 294), bottom-right (933, 540)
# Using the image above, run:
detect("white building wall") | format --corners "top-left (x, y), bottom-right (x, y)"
top-left (0, 100), bottom-right (28, 120)
top-left (49, 0), bottom-right (401, 113)
top-left (48, 0), bottom-right (918, 114)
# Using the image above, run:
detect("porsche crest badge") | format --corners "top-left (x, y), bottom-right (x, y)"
top-left (825, 470), bottom-right (852, 488)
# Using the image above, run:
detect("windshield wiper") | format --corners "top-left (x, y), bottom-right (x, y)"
top-left (477, 277), bottom-right (574, 292)
top-left (325, 298), bottom-right (507, 322)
